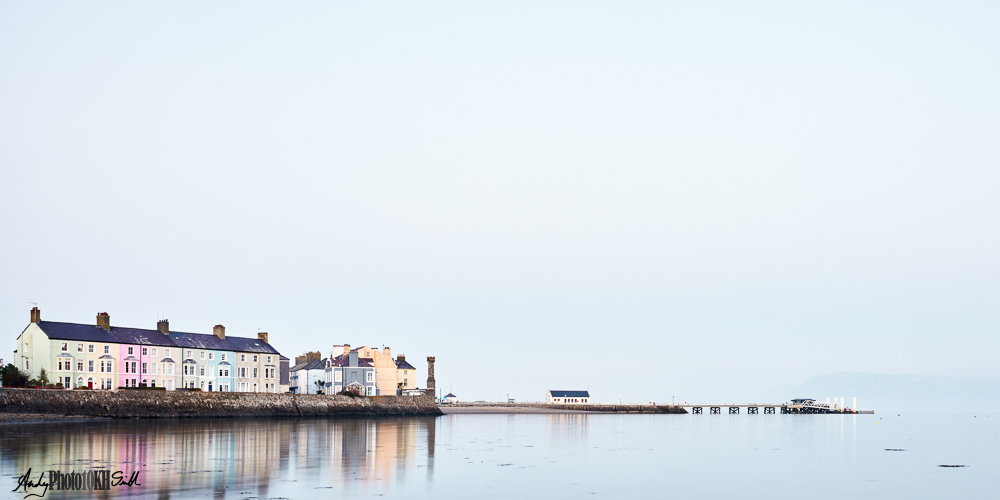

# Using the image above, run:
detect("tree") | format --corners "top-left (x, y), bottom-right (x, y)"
top-left (314, 379), bottom-right (326, 395)
top-left (38, 368), bottom-right (50, 386)
top-left (0, 364), bottom-right (28, 387)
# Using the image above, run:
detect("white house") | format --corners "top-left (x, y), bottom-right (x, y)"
top-left (290, 358), bottom-right (327, 394)
top-left (546, 390), bottom-right (590, 404)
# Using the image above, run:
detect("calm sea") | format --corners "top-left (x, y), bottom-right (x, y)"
top-left (1, 412), bottom-right (996, 499)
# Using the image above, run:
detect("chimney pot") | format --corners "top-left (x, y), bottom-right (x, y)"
top-left (157, 319), bottom-right (170, 335)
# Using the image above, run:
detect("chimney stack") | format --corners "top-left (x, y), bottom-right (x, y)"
top-left (97, 312), bottom-right (110, 330)
top-left (426, 356), bottom-right (436, 391)
top-left (214, 324), bottom-right (225, 340)
top-left (343, 344), bottom-right (351, 356)
top-left (30, 307), bottom-right (40, 323)
top-left (396, 354), bottom-right (405, 363)
top-left (157, 319), bottom-right (169, 335)
top-left (348, 350), bottom-right (359, 367)
top-left (257, 331), bottom-right (268, 344)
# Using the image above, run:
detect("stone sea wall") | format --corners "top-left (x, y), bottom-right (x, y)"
top-left (0, 388), bottom-right (442, 418)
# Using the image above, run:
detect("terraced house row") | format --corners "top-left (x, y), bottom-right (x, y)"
top-left (14, 308), bottom-right (289, 392)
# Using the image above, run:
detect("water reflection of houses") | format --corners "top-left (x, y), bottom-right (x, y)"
top-left (546, 414), bottom-right (590, 447)
top-left (2, 418), bottom-right (437, 499)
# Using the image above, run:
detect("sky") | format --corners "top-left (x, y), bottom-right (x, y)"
top-left (1, 1), bottom-right (998, 403)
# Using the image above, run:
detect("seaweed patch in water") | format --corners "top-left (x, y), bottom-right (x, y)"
top-left (938, 465), bottom-right (967, 468)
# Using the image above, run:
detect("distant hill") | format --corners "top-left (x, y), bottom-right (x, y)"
top-left (754, 372), bottom-right (1000, 412)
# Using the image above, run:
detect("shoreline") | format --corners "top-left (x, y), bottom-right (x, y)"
top-left (439, 403), bottom-right (688, 414)
top-left (0, 388), bottom-right (442, 418)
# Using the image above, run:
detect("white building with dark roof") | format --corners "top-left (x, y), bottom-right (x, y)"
top-left (546, 390), bottom-right (590, 404)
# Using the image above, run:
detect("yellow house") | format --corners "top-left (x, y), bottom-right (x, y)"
top-left (395, 355), bottom-right (417, 390)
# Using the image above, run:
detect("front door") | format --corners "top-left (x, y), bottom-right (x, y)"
top-left (88, 380), bottom-right (93, 389)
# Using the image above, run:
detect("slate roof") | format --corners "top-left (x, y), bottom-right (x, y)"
top-left (445, 393), bottom-right (456, 398)
top-left (226, 336), bottom-right (281, 355)
top-left (395, 359), bottom-right (416, 370)
top-left (170, 332), bottom-right (232, 351)
top-left (329, 355), bottom-right (373, 368)
top-left (111, 327), bottom-right (176, 347)
top-left (32, 321), bottom-right (118, 343)
top-left (290, 358), bottom-right (327, 372)
top-left (549, 390), bottom-right (590, 398)
top-left (31, 320), bottom-right (282, 356)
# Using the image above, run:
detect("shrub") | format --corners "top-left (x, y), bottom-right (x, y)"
top-left (0, 364), bottom-right (28, 387)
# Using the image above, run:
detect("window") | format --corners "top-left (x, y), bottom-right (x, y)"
top-left (128, 347), bottom-right (134, 355)
top-left (200, 351), bottom-right (205, 360)
top-left (61, 343), bottom-right (68, 352)
top-left (167, 364), bottom-right (173, 375)
top-left (78, 344), bottom-right (83, 352)
top-left (221, 353), bottom-right (227, 361)
top-left (152, 363), bottom-right (157, 375)
top-left (367, 371), bottom-right (374, 383)
top-left (240, 354), bottom-right (245, 362)
top-left (142, 347), bottom-right (147, 356)
top-left (253, 368), bottom-right (258, 378)
top-left (142, 363), bottom-right (148, 374)
top-left (88, 344), bottom-right (94, 353)
top-left (186, 350), bottom-right (192, 359)
top-left (88, 360), bottom-right (94, 372)
top-left (335, 371), bottom-right (342, 382)
top-left (104, 346), bottom-right (109, 354)
top-left (24, 360), bottom-right (29, 371)
top-left (253, 355), bottom-right (258, 363)
top-left (151, 348), bottom-right (157, 356)
top-left (167, 380), bottom-right (173, 390)
top-left (200, 366), bottom-right (205, 376)
top-left (367, 386), bottom-right (374, 396)
top-left (77, 361), bottom-right (83, 371)
top-left (267, 356), bottom-right (272, 363)
top-left (165, 349), bottom-right (170, 357)
top-left (404, 379), bottom-right (407, 386)
top-left (208, 352), bottom-right (214, 360)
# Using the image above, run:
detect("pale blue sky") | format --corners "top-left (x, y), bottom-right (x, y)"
top-left (2, 1), bottom-right (998, 402)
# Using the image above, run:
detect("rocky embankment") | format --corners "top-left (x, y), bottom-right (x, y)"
top-left (0, 388), bottom-right (442, 418)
